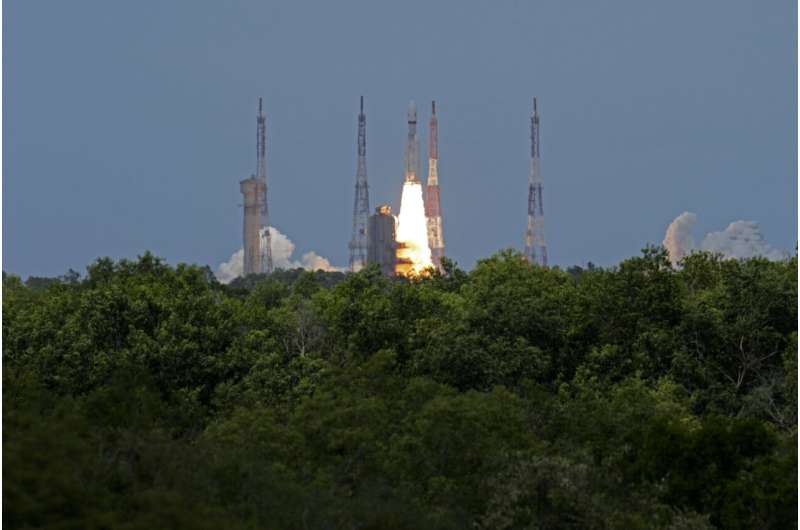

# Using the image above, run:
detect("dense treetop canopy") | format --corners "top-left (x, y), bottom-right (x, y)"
top-left (3, 247), bottom-right (797, 529)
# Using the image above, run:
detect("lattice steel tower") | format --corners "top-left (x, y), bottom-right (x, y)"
top-left (349, 96), bottom-right (370, 271)
top-left (524, 97), bottom-right (547, 266)
top-left (425, 101), bottom-right (445, 270)
top-left (256, 97), bottom-right (273, 274)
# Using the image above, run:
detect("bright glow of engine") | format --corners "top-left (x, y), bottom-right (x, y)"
top-left (395, 181), bottom-right (433, 276)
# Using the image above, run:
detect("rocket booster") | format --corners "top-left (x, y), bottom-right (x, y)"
top-left (404, 101), bottom-right (420, 183)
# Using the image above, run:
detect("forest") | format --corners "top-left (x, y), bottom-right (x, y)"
top-left (3, 247), bottom-right (797, 529)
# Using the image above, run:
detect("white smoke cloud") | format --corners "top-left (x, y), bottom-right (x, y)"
top-left (701, 221), bottom-right (788, 261)
top-left (216, 226), bottom-right (342, 283)
top-left (663, 211), bottom-right (788, 265)
top-left (217, 248), bottom-right (245, 284)
top-left (663, 212), bottom-right (698, 265)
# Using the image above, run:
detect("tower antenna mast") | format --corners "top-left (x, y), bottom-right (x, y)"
top-left (257, 97), bottom-right (273, 273)
top-left (425, 100), bottom-right (445, 270)
top-left (524, 97), bottom-right (547, 266)
top-left (349, 96), bottom-right (370, 271)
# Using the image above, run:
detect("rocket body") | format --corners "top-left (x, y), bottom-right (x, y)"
top-left (395, 100), bottom-right (433, 276)
top-left (404, 101), bottom-right (420, 183)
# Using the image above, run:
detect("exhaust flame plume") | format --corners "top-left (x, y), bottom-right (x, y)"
top-left (395, 181), bottom-right (433, 276)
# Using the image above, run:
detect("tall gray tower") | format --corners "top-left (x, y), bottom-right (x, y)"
top-left (349, 96), bottom-right (370, 271)
top-left (425, 101), bottom-right (445, 270)
top-left (256, 97), bottom-right (273, 274)
top-left (241, 97), bottom-right (273, 275)
top-left (524, 97), bottom-right (547, 266)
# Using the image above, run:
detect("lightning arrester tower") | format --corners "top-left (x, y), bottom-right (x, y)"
top-left (240, 97), bottom-right (273, 275)
top-left (256, 97), bottom-right (273, 274)
top-left (524, 97), bottom-right (547, 266)
top-left (425, 100), bottom-right (445, 270)
top-left (349, 96), bottom-right (370, 271)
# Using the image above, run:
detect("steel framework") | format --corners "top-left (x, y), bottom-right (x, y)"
top-left (349, 96), bottom-right (370, 271)
top-left (425, 100), bottom-right (445, 270)
top-left (524, 97), bottom-right (547, 266)
top-left (256, 97), bottom-right (273, 274)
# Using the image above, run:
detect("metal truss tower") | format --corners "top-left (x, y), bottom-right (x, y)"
top-left (349, 96), bottom-right (370, 271)
top-left (524, 97), bottom-right (547, 266)
top-left (425, 101), bottom-right (445, 270)
top-left (241, 98), bottom-right (270, 275)
top-left (256, 97), bottom-right (273, 274)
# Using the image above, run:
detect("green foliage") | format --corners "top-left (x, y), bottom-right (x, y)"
top-left (3, 249), bottom-right (796, 529)
top-left (623, 415), bottom-right (795, 529)
top-left (227, 267), bottom-right (347, 293)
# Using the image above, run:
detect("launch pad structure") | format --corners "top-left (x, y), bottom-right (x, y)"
top-left (424, 101), bottom-right (445, 270)
top-left (234, 96), bottom-right (547, 279)
top-left (349, 96), bottom-right (370, 272)
top-left (240, 97), bottom-right (273, 276)
top-left (524, 97), bottom-right (547, 266)
top-left (368, 204), bottom-right (397, 276)
top-left (361, 99), bottom-right (447, 277)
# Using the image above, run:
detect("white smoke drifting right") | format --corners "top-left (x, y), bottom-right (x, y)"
top-left (216, 226), bottom-right (342, 283)
top-left (663, 212), bottom-right (788, 265)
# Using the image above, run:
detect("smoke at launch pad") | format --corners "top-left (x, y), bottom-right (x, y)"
top-left (215, 98), bottom-right (788, 283)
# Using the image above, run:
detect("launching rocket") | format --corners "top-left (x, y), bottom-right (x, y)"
top-left (404, 101), bottom-right (420, 183)
top-left (395, 100), bottom-right (433, 276)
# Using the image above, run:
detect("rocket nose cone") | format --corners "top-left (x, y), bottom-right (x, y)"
top-left (408, 100), bottom-right (417, 120)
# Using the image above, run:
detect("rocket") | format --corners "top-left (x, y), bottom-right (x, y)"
top-left (404, 101), bottom-right (420, 183)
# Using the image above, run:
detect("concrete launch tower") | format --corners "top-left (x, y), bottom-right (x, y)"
top-left (368, 204), bottom-right (397, 276)
top-left (240, 97), bottom-right (273, 275)
top-left (424, 101), bottom-right (445, 270)
top-left (524, 97), bottom-right (547, 266)
top-left (349, 96), bottom-right (370, 271)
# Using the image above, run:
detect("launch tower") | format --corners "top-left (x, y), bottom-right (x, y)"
top-left (524, 97), bottom-right (547, 266)
top-left (240, 97), bottom-right (273, 275)
top-left (349, 96), bottom-right (370, 271)
top-left (424, 101), bottom-right (445, 270)
top-left (368, 204), bottom-right (397, 276)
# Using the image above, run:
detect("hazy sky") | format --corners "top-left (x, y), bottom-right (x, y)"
top-left (4, 0), bottom-right (796, 277)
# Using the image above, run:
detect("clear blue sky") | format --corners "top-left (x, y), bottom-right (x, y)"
top-left (4, 0), bottom-right (796, 277)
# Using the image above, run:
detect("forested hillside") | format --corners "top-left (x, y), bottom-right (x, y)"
top-left (3, 248), bottom-right (797, 529)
